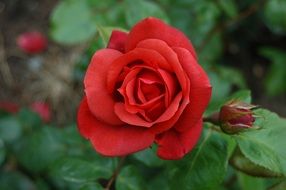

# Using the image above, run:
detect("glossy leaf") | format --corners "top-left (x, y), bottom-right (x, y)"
top-left (116, 165), bottom-right (146, 190)
top-left (17, 108), bottom-right (42, 130)
top-left (0, 116), bottom-right (22, 143)
top-left (51, 157), bottom-right (113, 183)
top-left (170, 0), bottom-right (220, 46)
top-left (217, 0), bottom-right (238, 18)
top-left (230, 148), bottom-right (282, 177)
top-left (235, 109), bottom-right (286, 176)
top-left (133, 146), bottom-right (165, 167)
top-left (50, 0), bottom-right (97, 44)
top-left (0, 171), bottom-right (36, 190)
top-left (147, 170), bottom-right (170, 190)
top-left (260, 47), bottom-right (286, 96)
top-left (269, 180), bottom-right (286, 190)
top-left (238, 172), bottom-right (266, 190)
top-left (123, 0), bottom-right (169, 27)
top-left (169, 127), bottom-right (228, 190)
top-left (263, 0), bottom-right (286, 34)
top-left (15, 127), bottom-right (65, 173)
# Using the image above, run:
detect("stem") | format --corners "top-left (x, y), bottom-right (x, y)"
top-left (203, 112), bottom-right (220, 125)
top-left (105, 156), bottom-right (126, 190)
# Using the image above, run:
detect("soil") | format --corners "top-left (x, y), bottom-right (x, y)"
top-left (0, 0), bottom-right (83, 125)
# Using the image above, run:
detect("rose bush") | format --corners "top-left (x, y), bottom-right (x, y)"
top-left (77, 17), bottom-right (212, 160)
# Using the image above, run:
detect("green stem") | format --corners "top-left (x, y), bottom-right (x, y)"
top-left (105, 156), bottom-right (126, 190)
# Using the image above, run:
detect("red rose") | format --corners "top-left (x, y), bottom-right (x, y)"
top-left (77, 17), bottom-right (212, 160)
top-left (17, 31), bottom-right (47, 54)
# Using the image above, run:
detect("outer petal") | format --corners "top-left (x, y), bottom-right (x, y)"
top-left (77, 97), bottom-right (155, 156)
top-left (136, 39), bottom-right (190, 98)
top-left (84, 49), bottom-right (124, 125)
top-left (172, 47), bottom-right (212, 132)
top-left (107, 30), bottom-right (128, 52)
top-left (156, 119), bottom-right (203, 160)
top-left (126, 17), bottom-right (197, 59)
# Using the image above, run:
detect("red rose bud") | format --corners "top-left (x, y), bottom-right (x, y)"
top-left (219, 101), bottom-right (257, 134)
top-left (30, 102), bottom-right (51, 123)
top-left (17, 31), bottom-right (47, 54)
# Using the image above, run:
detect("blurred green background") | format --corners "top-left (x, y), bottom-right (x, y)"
top-left (0, 0), bottom-right (286, 189)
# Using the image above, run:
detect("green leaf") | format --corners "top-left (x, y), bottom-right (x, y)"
top-left (123, 0), bottom-right (169, 27)
top-left (198, 33), bottom-right (223, 67)
top-left (217, 0), bottom-right (238, 18)
top-left (133, 146), bottom-right (165, 167)
top-left (230, 148), bottom-right (281, 177)
top-left (147, 170), bottom-right (170, 190)
top-left (235, 109), bottom-right (286, 176)
top-left (169, 127), bottom-right (228, 190)
top-left (0, 116), bottom-right (22, 143)
top-left (206, 82), bottom-right (250, 116)
top-left (97, 26), bottom-right (127, 47)
top-left (263, 0), bottom-right (286, 34)
top-left (116, 165), bottom-right (147, 190)
top-left (269, 180), bottom-right (286, 190)
top-left (17, 108), bottom-right (42, 131)
top-left (79, 182), bottom-right (104, 190)
top-left (0, 171), bottom-right (36, 190)
top-left (56, 125), bottom-right (89, 156)
top-left (51, 157), bottom-right (113, 183)
top-left (15, 127), bottom-right (65, 173)
top-left (0, 139), bottom-right (5, 165)
top-left (170, 0), bottom-right (221, 46)
top-left (220, 133), bottom-right (237, 159)
top-left (50, 0), bottom-right (97, 44)
top-left (259, 47), bottom-right (286, 96)
top-left (238, 172), bottom-right (266, 190)
top-left (219, 66), bottom-right (247, 89)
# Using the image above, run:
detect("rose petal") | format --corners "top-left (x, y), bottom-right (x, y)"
top-left (84, 49), bottom-right (124, 125)
top-left (114, 92), bottom-right (182, 127)
top-left (126, 17), bottom-right (197, 59)
top-left (77, 97), bottom-right (155, 156)
top-left (149, 96), bottom-right (189, 134)
top-left (114, 103), bottom-right (153, 127)
top-left (157, 68), bottom-right (177, 106)
top-left (107, 30), bottom-right (128, 52)
top-left (107, 48), bottom-right (169, 93)
top-left (77, 97), bottom-right (96, 139)
top-left (172, 47), bottom-right (212, 132)
top-left (156, 119), bottom-right (203, 160)
top-left (136, 39), bottom-right (190, 98)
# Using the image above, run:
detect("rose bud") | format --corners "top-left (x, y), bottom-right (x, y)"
top-left (219, 101), bottom-right (257, 134)
top-left (30, 102), bottom-right (51, 123)
top-left (17, 31), bottom-right (47, 54)
top-left (77, 17), bottom-right (212, 160)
